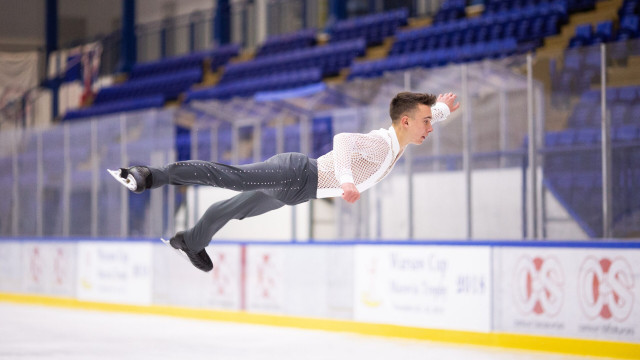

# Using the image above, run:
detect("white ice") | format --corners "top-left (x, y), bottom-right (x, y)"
top-left (0, 302), bottom-right (606, 360)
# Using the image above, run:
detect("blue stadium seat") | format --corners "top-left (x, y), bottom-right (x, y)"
top-left (568, 103), bottom-right (596, 128)
top-left (545, 129), bottom-right (577, 147)
top-left (569, 24), bottom-right (593, 48)
top-left (220, 39), bottom-right (365, 82)
top-left (543, 14), bottom-right (561, 37)
top-left (616, 15), bottom-right (640, 40)
top-left (614, 124), bottom-right (640, 142)
top-left (261, 127), bottom-right (277, 160)
top-left (433, 0), bottom-right (466, 24)
top-left (618, 85), bottom-right (638, 103)
top-left (130, 44), bottom-right (239, 79)
top-left (592, 20), bottom-right (614, 44)
top-left (256, 29), bottom-right (316, 57)
top-left (284, 125), bottom-right (301, 153)
top-left (186, 68), bottom-right (323, 102)
top-left (216, 125), bottom-right (233, 165)
top-left (563, 51), bottom-right (583, 72)
top-left (94, 67), bottom-right (202, 104)
top-left (629, 103), bottom-right (640, 124)
top-left (611, 103), bottom-right (630, 125)
top-left (575, 128), bottom-right (601, 144)
top-left (62, 95), bottom-right (165, 121)
top-left (618, 0), bottom-right (639, 19)
top-left (328, 9), bottom-right (407, 46)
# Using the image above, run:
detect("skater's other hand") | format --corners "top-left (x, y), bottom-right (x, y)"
top-left (341, 183), bottom-right (360, 203)
top-left (437, 92), bottom-right (460, 113)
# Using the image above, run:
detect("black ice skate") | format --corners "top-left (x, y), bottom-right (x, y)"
top-left (163, 231), bottom-right (214, 272)
top-left (107, 166), bottom-right (152, 194)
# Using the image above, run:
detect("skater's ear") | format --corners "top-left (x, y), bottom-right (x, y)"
top-left (401, 114), bottom-right (410, 127)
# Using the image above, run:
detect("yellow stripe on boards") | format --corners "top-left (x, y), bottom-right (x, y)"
top-left (1, 292), bottom-right (638, 359)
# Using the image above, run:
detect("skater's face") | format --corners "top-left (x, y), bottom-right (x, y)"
top-left (403, 104), bottom-right (434, 145)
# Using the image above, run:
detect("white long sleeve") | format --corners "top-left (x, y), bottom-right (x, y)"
top-left (431, 101), bottom-right (451, 123)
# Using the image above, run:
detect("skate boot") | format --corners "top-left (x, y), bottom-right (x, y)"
top-left (169, 231), bottom-right (213, 272)
top-left (107, 166), bottom-right (152, 194)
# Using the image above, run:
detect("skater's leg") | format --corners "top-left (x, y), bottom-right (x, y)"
top-left (115, 153), bottom-right (318, 203)
top-left (148, 155), bottom-right (307, 192)
top-left (182, 190), bottom-right (286, 251)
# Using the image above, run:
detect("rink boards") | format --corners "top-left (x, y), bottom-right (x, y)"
top-left (1, 239), bottom-right (639, 358)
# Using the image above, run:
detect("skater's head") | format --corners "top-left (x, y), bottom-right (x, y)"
top-left (390, 92), bottom-right (437, 147)
top-left (389, 92), bottom-right (437, 125)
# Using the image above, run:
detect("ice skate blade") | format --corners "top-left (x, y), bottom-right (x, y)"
top-left (161, 237), bottom-right (189, 260)
top-left (107, 169), bottom-right (137, 192)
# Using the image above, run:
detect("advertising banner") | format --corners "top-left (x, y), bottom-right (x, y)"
top-left (354, 245), bottom-right (491, 332)
top-left (244, 245), bottom-right (354, 318)
top-left (152, 243), bottom-right (242, 310)
top-left (22, 241), bottom-right (76, 297)
top-left (201, 244), bottom-right (243, 310)
top-left (245, 245), bottom-right (286, 313)
top-left (77, 241), bottom-right (152, 305)
top-left (494, 247), bottom-right (640, 343)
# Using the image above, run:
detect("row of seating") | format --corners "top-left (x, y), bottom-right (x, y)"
top-left (552, 0), bottom-right (640, 98)
top-left (61, 44), bottom-right (240, 120)
top-left (129, 44), bottom-right (239, 79)
top-left (208, 118), bottom-right (332, 164)
top-left (328, 8), bottom-right (408, 46)
top-left (185, 68), bottom-right (322, 102)
top-left (618, 0), bottom-right (639, 19)
top-left (580, 85), bottom-right (640, 103)
top-left (544, 125), bottom-right (640, 147)
top-left (569, 16), bottom-right (640, 47)
top-left (62, 95), bottom-right (164, 121)
top-left (485, 0), bottom-right (594, 15)
top-left (220, 38), bottom-right (366, 82)
top-left (260, 125), bottom-right (301, 161)
top-left (568, 102), bottom-right (640, 128)
top-left (432, 0), bottom-right (466, 24)
top-left (256, 28), bottom-right (317, 57)
top-left (390, 2), bottom-right (565, 55)
top-left (94, 68), bottom-right (202, 104)
top-left (349, 38), bottom-right (518, 79)
top-left (542, 126), bottom-right (640, 237)
top-left (554, 37), bottom-right (640, 97)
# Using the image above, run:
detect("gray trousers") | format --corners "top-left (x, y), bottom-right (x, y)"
top-left (148, 153), bottom-right (318, 251)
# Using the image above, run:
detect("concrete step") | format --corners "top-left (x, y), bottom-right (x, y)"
top-left (537, 0), bottom-right (624, 55)
top-left (324, 68), bottom-right (350, 84)
top-left (362, 37), bottom-right (395, 61)
top-left (607, 55), bottom-right (640, 86)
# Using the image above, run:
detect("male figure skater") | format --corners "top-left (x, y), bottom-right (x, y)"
top-left (110, 92), bottom-right (459, 272)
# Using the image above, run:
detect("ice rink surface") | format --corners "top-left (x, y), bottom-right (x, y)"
top-left (0, 302), bottom-right (612, 360)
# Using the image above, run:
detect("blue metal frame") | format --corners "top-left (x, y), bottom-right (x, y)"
top-left (1, 237), bottom-right (639, 248)
top-left (119, 0), bottom-right (136, 73)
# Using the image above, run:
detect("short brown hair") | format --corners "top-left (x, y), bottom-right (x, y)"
top-left (389, 92), bottom-right (437, 123)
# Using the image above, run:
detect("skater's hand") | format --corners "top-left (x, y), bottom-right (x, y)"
top-left (437, 92), bottom-right (460, 113)
top-left (341, 183), bottom-right (360, 203)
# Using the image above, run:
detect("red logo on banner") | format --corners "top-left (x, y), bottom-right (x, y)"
top-left (578, 257), bottom-right (634, 321)
top-left (513, 256), bottom-right (564, 316)
top-left (30, 247), bottom-right (43, 283)
top-left (256, 253), bottom-right (279, 300)
top-left (212, 252), bottom-right (230, 295)
top-left (53, 247), bottom-right (66, 285)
